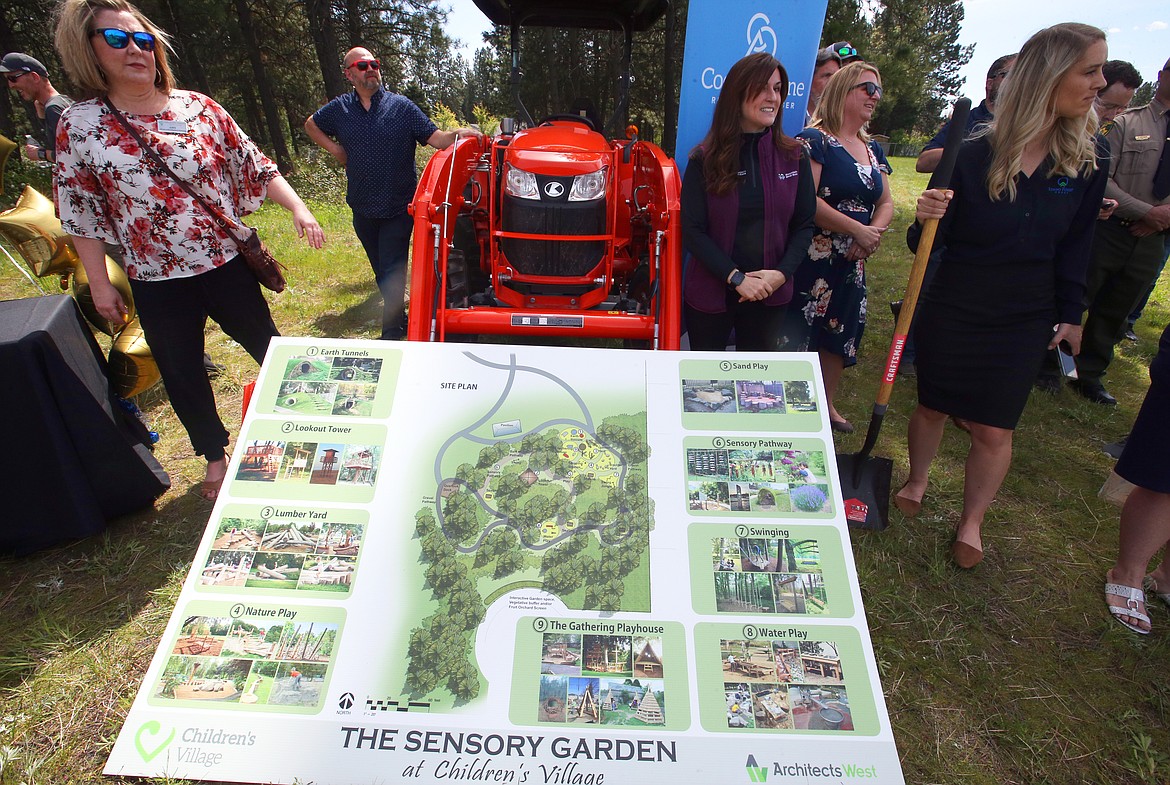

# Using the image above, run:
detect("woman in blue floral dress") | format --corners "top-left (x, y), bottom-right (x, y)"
top-left (782, 62), bottom-right (893, 432)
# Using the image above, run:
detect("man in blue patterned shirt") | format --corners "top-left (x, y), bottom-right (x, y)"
top-left (306, 47), bottom-right (481, 339)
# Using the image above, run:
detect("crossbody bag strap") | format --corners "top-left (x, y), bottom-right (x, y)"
top-left (101, 96), bottom-right (248, 252)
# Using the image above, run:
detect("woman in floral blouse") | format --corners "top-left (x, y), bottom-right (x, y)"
top-left (53, 0), bottom-right (324, 501)
top-left (781, 62), bottom-right (893, 433)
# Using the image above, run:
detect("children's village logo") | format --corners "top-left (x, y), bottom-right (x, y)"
top-left (1048, 176), bottom-right (1074, 196)
top-left (745, 754), bottom-right (769, 782)
top-left (135, 720), bottom-right (175, 762)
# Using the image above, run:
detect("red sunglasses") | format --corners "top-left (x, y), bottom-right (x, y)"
top-left (347, 59), bottom-right (380, 72)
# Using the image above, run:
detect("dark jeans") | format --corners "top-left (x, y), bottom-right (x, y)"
top-left (685, 300), bottom-right (787, 351)
top-left (129, 256), bottom-right (278, 461)
top-left (353, 211), bottom-right (412, 339)
top-left (1076, 221), bottom-right (1166, 384)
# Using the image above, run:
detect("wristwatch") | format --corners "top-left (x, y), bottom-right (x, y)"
top-left (728, 269), bottom-right (746, 288)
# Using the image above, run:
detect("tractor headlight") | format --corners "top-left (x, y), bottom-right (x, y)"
top-left (569, 167), bottom-right (608, 201)
top-left (504, 164), bottom-right (539, 200)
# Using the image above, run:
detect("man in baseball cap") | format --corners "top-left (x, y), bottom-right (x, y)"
top-left (1, 52), bottom-right (72, 163)
top-left (828, 42), bottom-right (862, 64)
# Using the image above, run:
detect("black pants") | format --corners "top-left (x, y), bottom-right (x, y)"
top-left (1076, 220), bottom-right (1166, 383)
top-left (685, 300), bottom-right (786, 352)
top-left (129, 256), bottom-right (278, 461)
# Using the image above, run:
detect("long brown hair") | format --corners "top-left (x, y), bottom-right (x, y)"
top-left (691, 53), bottom-right (801, 195)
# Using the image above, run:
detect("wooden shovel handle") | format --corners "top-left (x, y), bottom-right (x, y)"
top-left (874, 97), bottom-right (972, 408)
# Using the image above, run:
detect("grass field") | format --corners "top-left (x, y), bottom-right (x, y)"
top-left (1, 154), bottom-right (1169, 783)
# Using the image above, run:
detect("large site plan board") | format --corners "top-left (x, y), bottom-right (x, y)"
top-left (107, 338), bottom-right (906, 784)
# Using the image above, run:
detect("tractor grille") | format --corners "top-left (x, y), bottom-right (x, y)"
top-left (501, 195), bottom-right (605, 277)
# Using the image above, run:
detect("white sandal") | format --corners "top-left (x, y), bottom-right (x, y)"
top-left (1144, 576), bottom-right (1170, 609)
top-left (1105, 582), bottom-right (1151, 635)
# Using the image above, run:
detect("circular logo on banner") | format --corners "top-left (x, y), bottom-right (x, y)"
top-left (745, 13), bottom-right (777, 56)
top-left (544, 182), bottom-right (565, 198)
top-left (338, 692), bottom-right (355, 710)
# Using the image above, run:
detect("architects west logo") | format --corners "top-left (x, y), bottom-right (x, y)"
top-left (745, 754), bottom-right (769, 782)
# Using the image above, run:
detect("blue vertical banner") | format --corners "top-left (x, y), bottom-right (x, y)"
top-left (676, 1), bottom-right (829, 176)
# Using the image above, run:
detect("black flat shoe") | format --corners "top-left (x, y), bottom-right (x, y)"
top-left (1069, 379), bottom-right (1117, 405)
top-left (830, 419), bottom-right (854, 434)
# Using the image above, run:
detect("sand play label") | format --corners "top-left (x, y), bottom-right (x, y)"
top-left (679, 358), bottom-right (822, 432)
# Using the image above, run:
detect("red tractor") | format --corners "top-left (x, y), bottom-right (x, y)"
top-left (406, 0), bottom-right (682, 349)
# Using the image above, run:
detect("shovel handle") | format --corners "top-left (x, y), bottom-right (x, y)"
top-left (875, 97), bottom-right (972, 408)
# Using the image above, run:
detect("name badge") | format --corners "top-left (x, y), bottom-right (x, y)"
top-left (1134, 135), bottom-right (1151, 141)
top-left (157, 119), bottom-right (188, 134)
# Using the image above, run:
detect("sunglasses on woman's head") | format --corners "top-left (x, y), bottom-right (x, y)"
top-left (854, 81), bottom-right (883, 99)
top-left (92, 28), bottom-right (156, 52)
top-left (347, 59), bottom-right (380, 72)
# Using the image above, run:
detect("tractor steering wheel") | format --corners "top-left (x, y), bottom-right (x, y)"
top-left (540, 113), bottom-right (598, 132)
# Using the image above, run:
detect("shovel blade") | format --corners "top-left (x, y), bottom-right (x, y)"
top-left (836, 453), bottom-right (892, 530)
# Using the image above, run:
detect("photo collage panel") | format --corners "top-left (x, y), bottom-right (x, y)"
top-left (200, 516), bottom-right (363, 594)
top-left (711, 536), bottom-right (827, 614)
top-left (156, 615), bottom-right (339, 709)
top-left (721, 638), bottom-right (851, 731)
top-left (681, 379), bottom-right (819, 415)
top-left (686, 447), bottom-right (832, 514)
top-left (276, 355), bottom-right (384, 417)
top-left (537, 634), bottom-right (665, 727)
top-left (235, 440), bottom-right (381, 487)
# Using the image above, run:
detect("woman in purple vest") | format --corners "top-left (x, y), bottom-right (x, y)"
top-left (781, 62), bottom-right (893, 433)
top-left (680, 53), bottom-right (816, 352)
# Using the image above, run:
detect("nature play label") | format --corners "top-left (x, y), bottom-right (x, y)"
top-left (107, 339), bottom-right (904, 785)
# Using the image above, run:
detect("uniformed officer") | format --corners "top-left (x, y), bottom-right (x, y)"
top-left (1072, 57), bottom-right (1170, 404)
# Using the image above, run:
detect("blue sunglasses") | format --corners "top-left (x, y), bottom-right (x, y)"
top-left (92, 28), bottom-right (156, 52)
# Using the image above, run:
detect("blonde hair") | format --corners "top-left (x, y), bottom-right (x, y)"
top-left (54, 0), bottom-right (175, 100)
top-left (984, 22), bottom-right (1105, 201)
top-left (809, 61), bottom-right (881, 141)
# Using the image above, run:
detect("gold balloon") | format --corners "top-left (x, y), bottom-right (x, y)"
top-left (0, 134), bottom-right (17, 192)
top-left (72, 255), bottom-right (136, 336)
top-left (0, 185), bottom-right (80, 276)
top-left (108, 318), bottom-right (161, 397)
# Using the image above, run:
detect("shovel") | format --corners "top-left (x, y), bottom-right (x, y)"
top-left (837, 97), bottom-right (972, 530)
